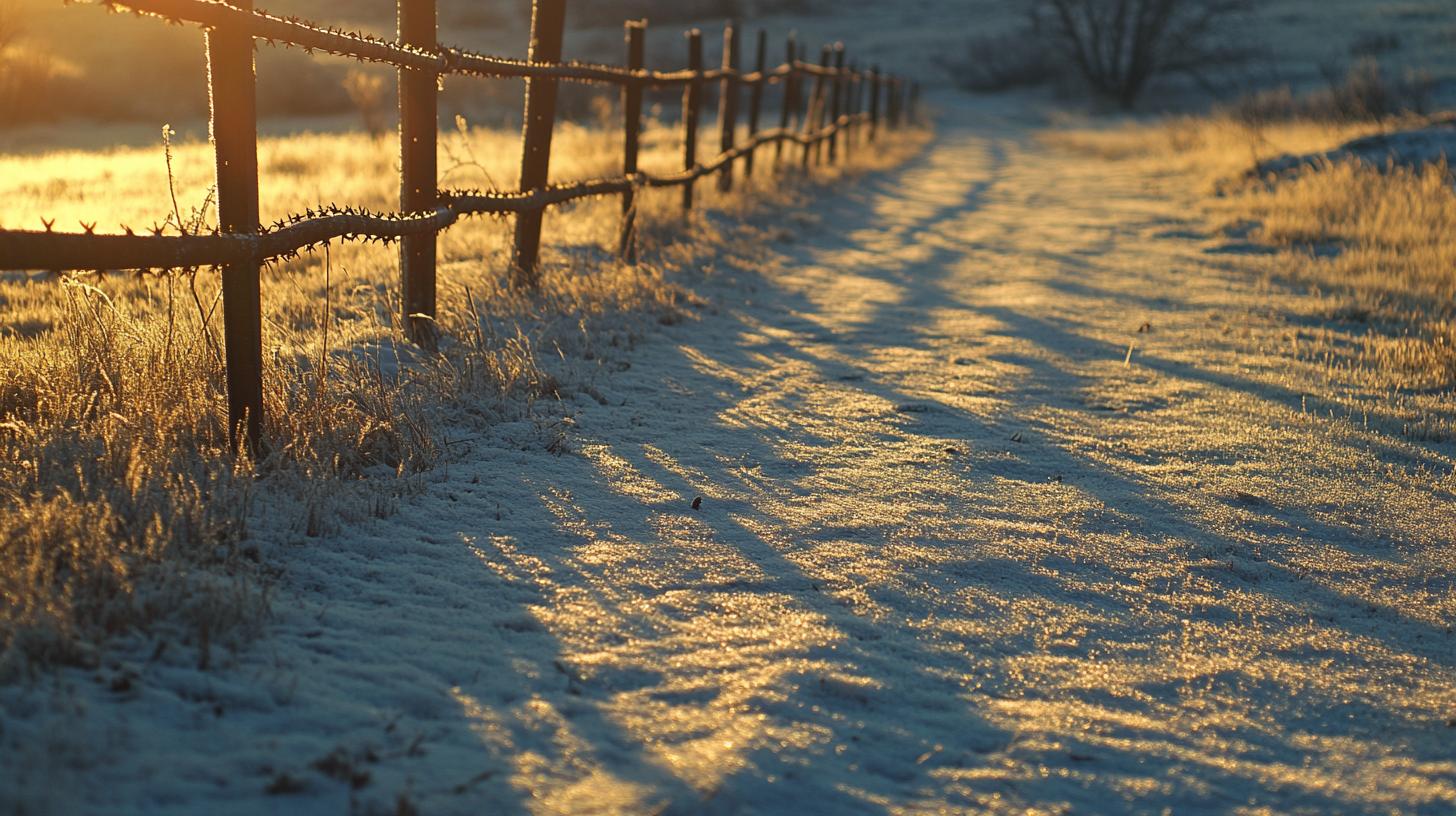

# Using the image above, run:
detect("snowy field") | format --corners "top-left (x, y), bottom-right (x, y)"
top-left (4, 92), bottom-right (1453, 814)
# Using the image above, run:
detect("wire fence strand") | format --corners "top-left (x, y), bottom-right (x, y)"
top-left (6, 0), bottom-right (916, 448)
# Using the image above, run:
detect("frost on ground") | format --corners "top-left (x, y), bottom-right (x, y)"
top-left (1255, 116), bottom-right (1456, 181)
top-left (4, 95), bottom-right (1456, 815)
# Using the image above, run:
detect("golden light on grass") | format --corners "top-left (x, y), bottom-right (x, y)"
top-left (1047, 111), bottom-right (1456, 427)
top-left (0, 114), bottom-right (929, 677)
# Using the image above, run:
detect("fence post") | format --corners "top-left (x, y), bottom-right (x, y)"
top-left (868, 64), bottom-right (880, 143)
top-left (716, 22), bottom-right (740, 193)
top-left (619, 18), bottom-right (646, 262)
top-left (854, 65), bottom-right (867, 144)
top-left (206, 0), bottom-right (264, 452)
top-left (398, 0), bottom-right (438, 346)
top-left (844, 60), bottom-right (858, 159)
top-left (511, 0), bottom-right (566, 288)
top-left (894, 77), bottom-right (905, 129)
top-left (803, 40), bottom-right (815, 163)
top-left (886, 75), bottom-right (899, 130)
top-left (827, 44), bottom-right (845, 165)
top-left (743, 28), bottom-right (767, 179)
top-left (682, 28), bottom-right (703, 214)
top-left (774, 31), bottom-right (796, 168)
top-left (814, 45), bottom-right (834, 166)
top-left (803, 44), bottom-right (830, 169)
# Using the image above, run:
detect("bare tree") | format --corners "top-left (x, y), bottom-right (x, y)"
top-left (1031, 0), bottom-right (1253, 108)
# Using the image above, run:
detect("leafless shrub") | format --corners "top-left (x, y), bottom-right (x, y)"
top-left (1032, 0), bottom-right (1256, 108)
top-left (1307, 59), bottom-right (1433, 121)
top-left (939, 1), bottom-right (1257, 107)
top-left (341, 69), bottom-right (391, 139)
top-left (1227, 60), bottom-right (1435, 125)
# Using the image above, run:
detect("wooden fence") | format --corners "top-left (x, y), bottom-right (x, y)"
top-left (0, 0), bottom-right (919, 450)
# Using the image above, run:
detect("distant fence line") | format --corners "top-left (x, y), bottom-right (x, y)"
top-left (0, 0), bottom-right (920, 450)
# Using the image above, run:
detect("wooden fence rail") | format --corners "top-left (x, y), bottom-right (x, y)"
top-left (0, 0), bottom-right (919, 451)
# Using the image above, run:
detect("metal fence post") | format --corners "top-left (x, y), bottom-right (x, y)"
top-left (682, 28), bottom-right (703, 214)
top-left (510, 0), bottom-right (566, 288)
top-left (619, 18), bottom-right (645, 261)
top-left (774, 31), bottom-right (797, 168)
top-left (716, 22), bottom-right (740, 193)
top-left (743, 28), bottom-right (767, 179)
top-left (827, 44), bottom-right (845, 165)
top-left (398, 0), bottom-right (438, 346)
top-left (206, 0), bottom-right (264, 452)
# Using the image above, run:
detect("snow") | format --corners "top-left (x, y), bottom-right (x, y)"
top-left (4, 93), bottom-right (1456, 814)
top-left (1256, 116), bottom-right (1456, 181)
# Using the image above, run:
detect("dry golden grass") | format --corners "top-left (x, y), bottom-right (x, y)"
top-left (1238, 159), bottom-right (1456, 302)
top-left (1048, 109), bottom-right (1456, 400)
top-left (0, 116), bottom-right (931, 677)
top-left (1044, 112), bottom-right (1410, 184)
top-left (1237, 158), bottom-right (1456, 393)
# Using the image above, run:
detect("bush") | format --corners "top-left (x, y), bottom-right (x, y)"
top-left (941, 0), bottom-right (1257, 108)
top-left (1224, 60), bottom-right (1435, 125)
top-left (1307, 59), bottom-right (1433, 121)
top-left (341, 68), bottom-right (391, 139)
top-left (1030, 0), bottom-right (1256, 108)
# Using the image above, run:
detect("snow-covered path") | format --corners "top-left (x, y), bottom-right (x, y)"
top-left (29, 98), bottom-right (1456, 814)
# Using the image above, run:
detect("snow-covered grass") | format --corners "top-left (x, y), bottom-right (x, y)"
top-left (0, 117), bottom-right (930, 679)
top-left (5, 0), bottom-right (1456, 808)
top-left (1048, 106), bottom-right (1456, 437)
top-left (3, 93), bottom-right (1450, 814)
top-left (1240, 156), bottom-right (1456, 311)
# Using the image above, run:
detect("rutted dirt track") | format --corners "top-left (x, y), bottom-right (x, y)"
top-left (25, 97), bottom-right (1456, 814)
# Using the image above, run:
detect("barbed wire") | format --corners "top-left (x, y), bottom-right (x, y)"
top-left (0, 112), bottom-right (875, 273)
top-left (81, 0), bottom-right (862, 87)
